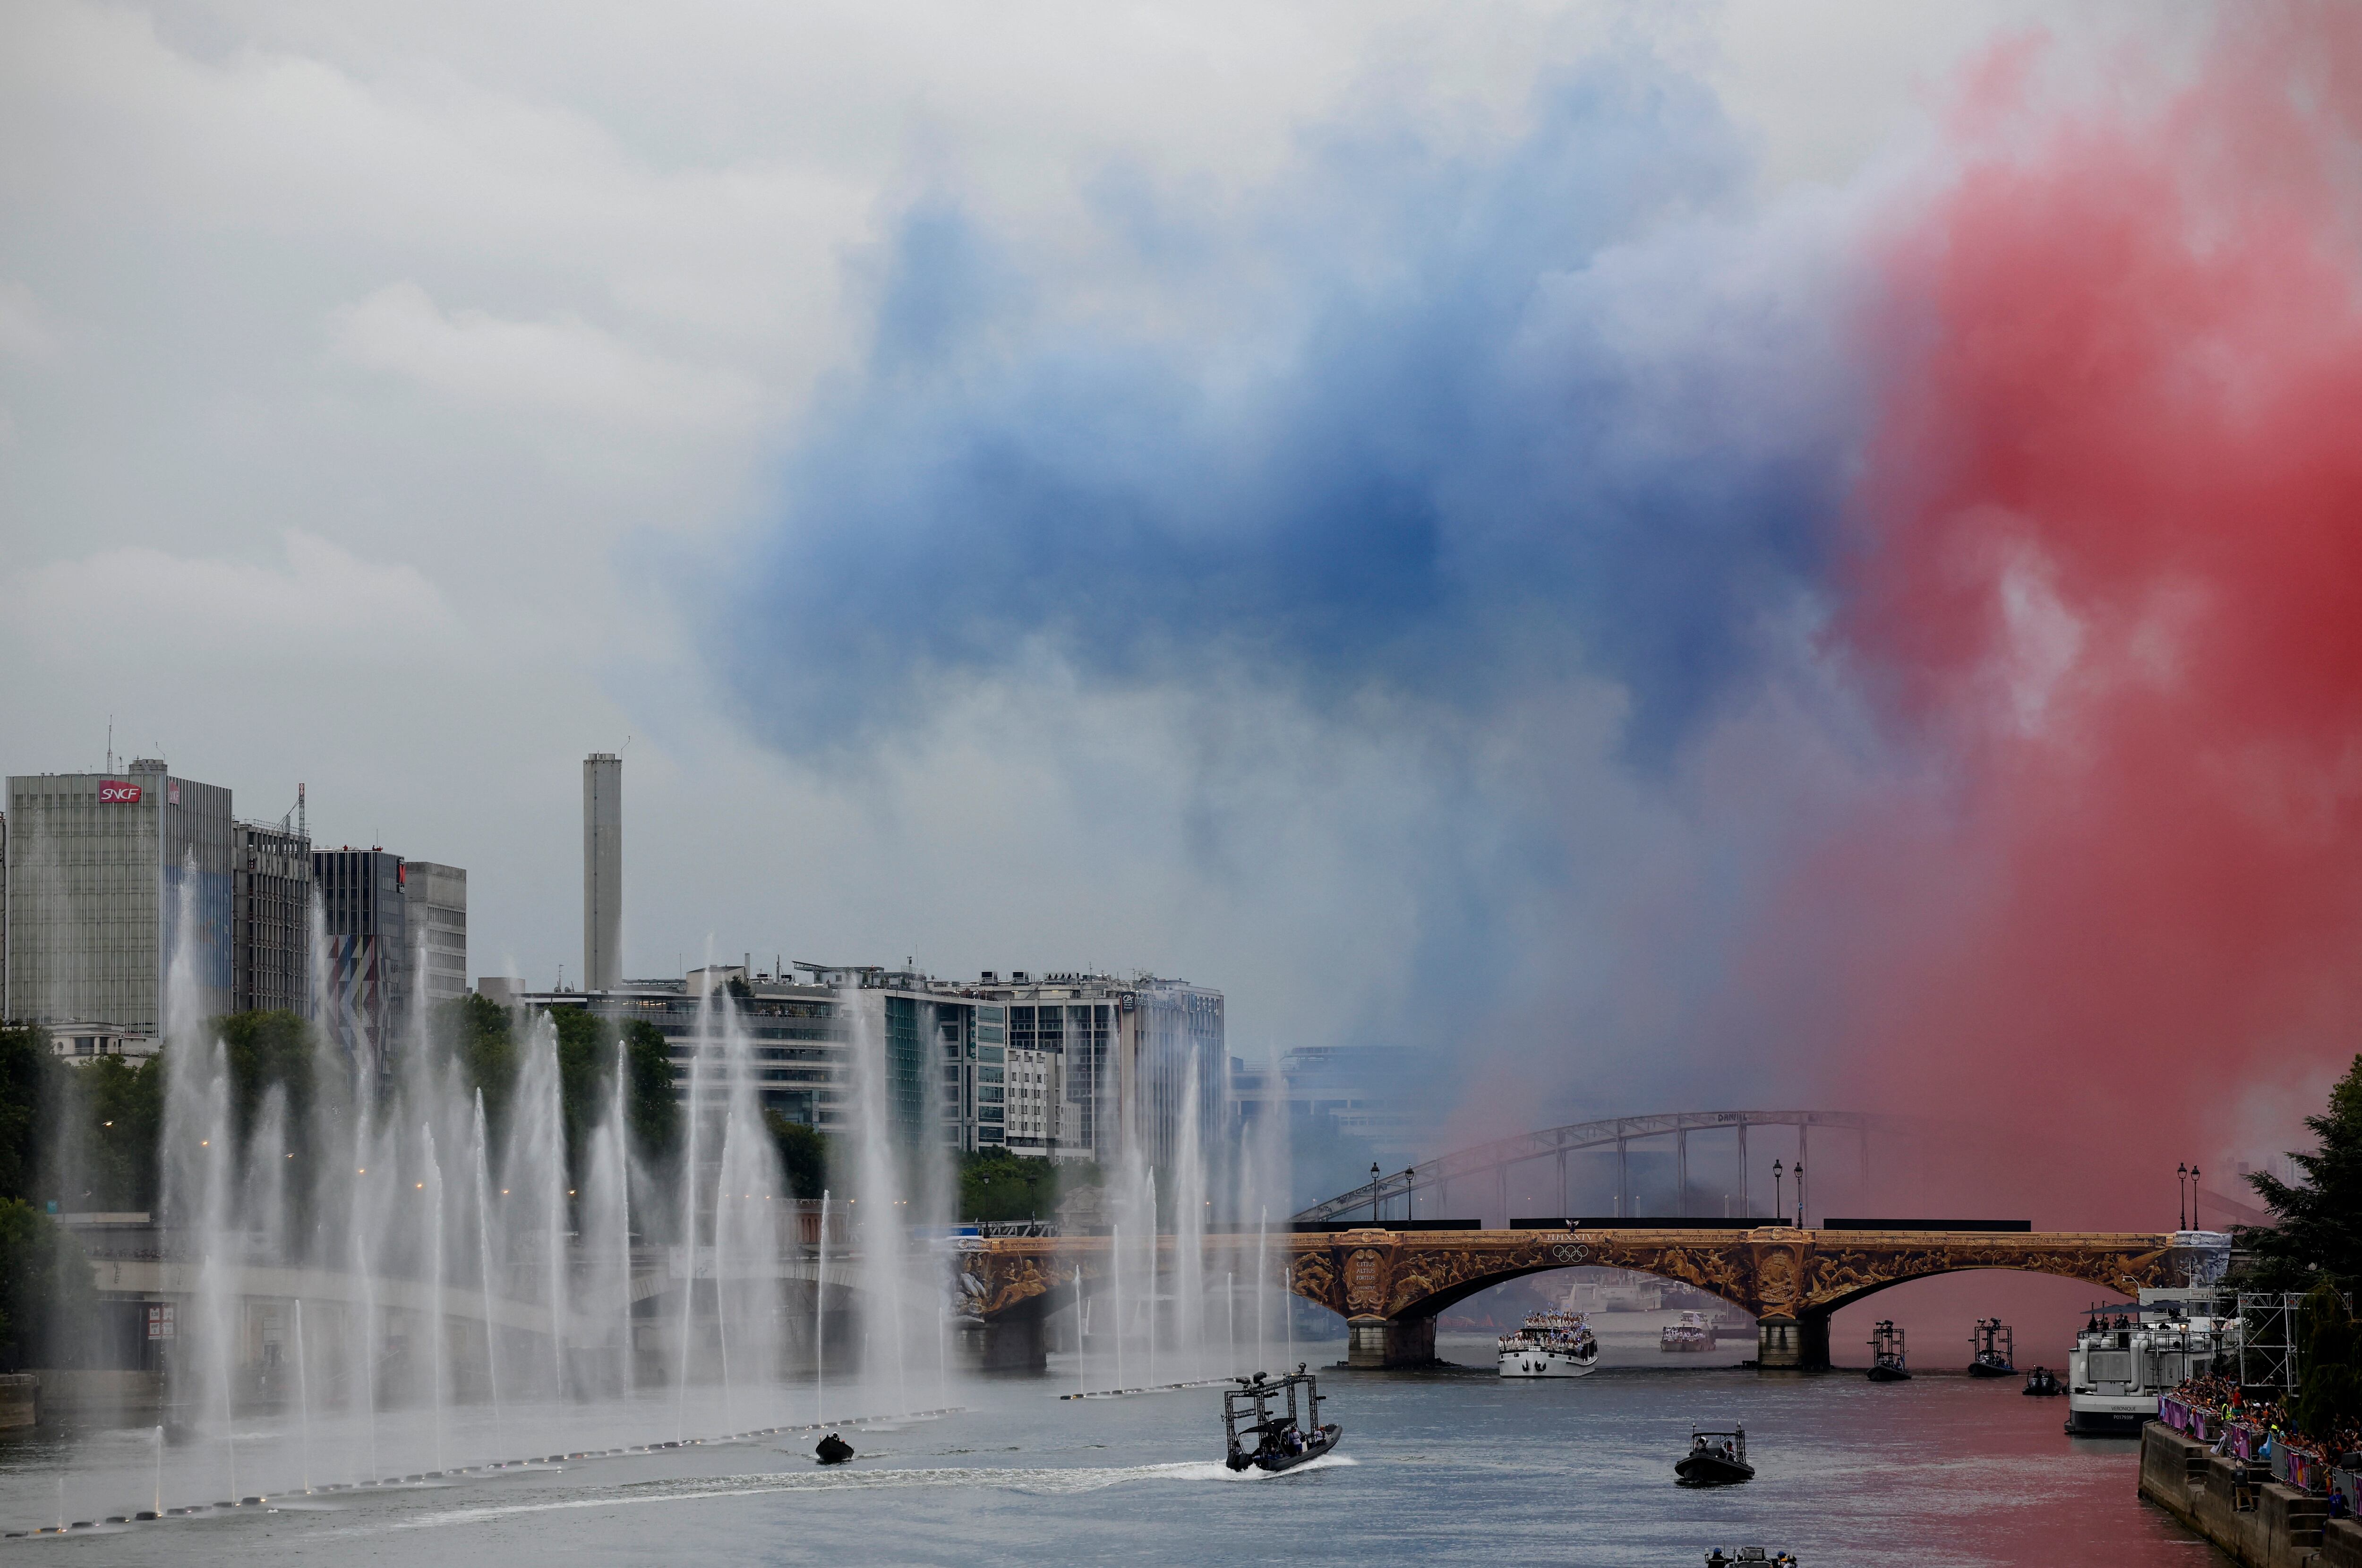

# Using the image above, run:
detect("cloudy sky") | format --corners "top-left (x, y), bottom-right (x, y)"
top-left (9, 0), bottom-right (2357, 1197)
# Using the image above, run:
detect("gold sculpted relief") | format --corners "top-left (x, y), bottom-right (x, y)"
top-left (1344, 1248), bottom-right (1389, 1312)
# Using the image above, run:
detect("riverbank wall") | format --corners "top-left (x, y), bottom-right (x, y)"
top-left (2140, 1421), bottom-right (2362, 1567)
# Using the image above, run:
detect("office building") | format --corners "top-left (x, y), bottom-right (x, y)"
top-left (513, 961), bottom-right (1225, 1171)
top-left (314, 848), bottom-right (409, 1076)
top-left (3, 762), bottom-right (236, 1037)
top-left (519, 965), bottom-right (852, 1127)
top-left (232, 819), bottom-right (311, 1016)
top-left (406, 862), bottom-right (468, 1006)
top-left (583, 754), bottom-right (622, 992)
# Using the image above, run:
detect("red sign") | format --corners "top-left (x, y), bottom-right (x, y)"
top-left (98, 780), bottom-right (142, 805)
top-left (167, 780), bottom-right (180, 805)
top-left (146, 1302), bottom-right (175, 1340)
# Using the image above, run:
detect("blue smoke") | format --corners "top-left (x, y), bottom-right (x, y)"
top-left (711, 49), bottom-right (1861, 763)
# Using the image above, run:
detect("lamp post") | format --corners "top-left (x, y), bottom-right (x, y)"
top-left (2191, 1165), bottom-right (2201, 1233)
top-left (2177, 1162), bottom-right (2189, 1231)
top-left (1773, 1160), bottom-right (1785, 1224)
top-left (1403, 1168), bottom-right (1415, 1225)
top-left (1795, 1160), bottom-right (1806, 1229)
top-left (1371, 1163), bottom-right (1382, 1224)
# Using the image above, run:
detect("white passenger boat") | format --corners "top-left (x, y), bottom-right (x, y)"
top-left (2064, 1291), bottom-right (2237, 1435)
top-left (1498, 1309), bottom-right (1600, 1378)
top-left (1660, 1309), bottom-right (1717, 1353)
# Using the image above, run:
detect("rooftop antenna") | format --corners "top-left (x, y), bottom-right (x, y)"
top-left (298, 782), bottom-right (306, 842)
top-left (105, 716), bottom-right (113, 773)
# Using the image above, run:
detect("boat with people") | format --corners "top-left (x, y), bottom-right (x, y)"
top-left (1867, 1320), bottom-right (1910, 1381)
top-left (1675, 1424), bottom-right (1754, 1487)
top-left (1660, 1309), bottom-right (1718, 1353)
top-left (2064, 1292), bottom-right (2237, 1435)
top-left (1498, 1309), bottom-right (1600, 1378)
top-left (2022, 1366), bottom-right (2063, 1397)
top-left (814, 1432), bottom-right (854, 1465)
top-left (1968, 1318), bottom-right (2016, 1378)
top-left (1223, 1366), bottom-right (1342, 1474)
top-left (1703, 1552), bottom-right (1798, 1566)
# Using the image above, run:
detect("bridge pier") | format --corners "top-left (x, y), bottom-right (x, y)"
top-left (976, 1307), bottom-right (1048, 1373)
top-left (1754, 1314), bottom-right (1830, 1372)
top-left (1345, 1315), bottom-right (1437, 1370)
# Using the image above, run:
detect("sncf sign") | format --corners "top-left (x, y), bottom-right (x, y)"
top-left (97, 780), bottom-right (143, 805)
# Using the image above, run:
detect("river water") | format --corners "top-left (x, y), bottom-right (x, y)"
top-left (0, 1330), bottom-right (2225, 1566)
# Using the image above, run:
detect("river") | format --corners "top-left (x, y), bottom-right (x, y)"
top-left (0, 1330), bottom-right (2226, 1565)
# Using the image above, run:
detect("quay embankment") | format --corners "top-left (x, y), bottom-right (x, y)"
top-left (2140, 1421), bottom-right (2362, 1567)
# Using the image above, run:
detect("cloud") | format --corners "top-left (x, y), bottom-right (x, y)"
top-left (330, 282), bottom-right (760, 430)
top-left (9, 530), bottom-right (457, 660)
top-left (705, 51), bottom-right (1869, 767)
top-left (0, 280), bottom-right (61, 361)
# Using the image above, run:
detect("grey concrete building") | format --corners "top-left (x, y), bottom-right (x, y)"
top-left (583, 753), bottom-right (622, 992)
top-left (405, 861), bottom-right (468, 1006)
top-left (232, 819), bottom-right (312, 1016)
top-left (3, 762), bottom-right (236, 1037)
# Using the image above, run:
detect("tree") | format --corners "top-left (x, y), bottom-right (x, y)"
top-left (54, 1054), bottom-right (163, 1211)
top-left (620, 1020), bottom-right (679, 1163)
top-left (549, 1006), bottom-right (608, 1182)
top-left (2240, 1053), bottom-right (2362, 1294)
top-left (958, 1149), bottom-right (1065, 1223)
top-left (766, 1112), bottom-right (830, 1199)
top-left (433, 993), bottom-right (520, 1134)
top-left (0, 1198), bottom-right (95, 1365)
top-left (2291, 1282), bottom-right (2362, 1445)
top-left (213, 1011), bottom-right (315, 1148)
top-left (0, 1024), bottom-right (50, 1204)
top-left (535, 1009), bottom-right (680, 1185)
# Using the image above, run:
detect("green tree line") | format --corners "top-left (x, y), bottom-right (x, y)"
top-left (2235, 1052), bottom-right (2362, 1448)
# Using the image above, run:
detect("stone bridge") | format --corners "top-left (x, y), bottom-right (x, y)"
top-left (955, 1225), bottom-right (2221, 1371)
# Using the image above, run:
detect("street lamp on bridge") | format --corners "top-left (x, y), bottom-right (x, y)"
top-left (2178, 1162), bottom-right (2189, 1230)
top-left (1372, 1163), bottom-right (1382, 1223)
top-left (1772, 1160), bottom-right (1784, 1223)
top-left (1795, 1160), bottom-right (1806, 1228)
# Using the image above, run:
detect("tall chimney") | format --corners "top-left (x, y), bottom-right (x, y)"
top-left (583, 753), bottom-right (622, 991)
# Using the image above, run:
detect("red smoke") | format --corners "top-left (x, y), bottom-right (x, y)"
top-left (1790, 4), bottom-right (2362, 1221)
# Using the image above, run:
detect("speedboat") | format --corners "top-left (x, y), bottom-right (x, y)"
top-left (1498, 1309), bottom-right (1600, 1378)
top-left (2022, 1366), bottom-right (2063, 1397)
top-left (1968, 1318), bottom-right (2016, 1378)
top-left (1223, 1367), bottom-right (1342, 1474)
top-left (814, 1433), bottom-right (854, 1465)
top-left (1866, 1320), bottom-right (1910, 1382)
top-left (1661, 1310), bottom-right (1717, 1352)
top-left (1675, 1425), bottom-right (1754, 1487)
top-left (1704, 1552), bottom-right (1798, 1566)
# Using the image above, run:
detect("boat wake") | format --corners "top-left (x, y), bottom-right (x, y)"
top-left (338, 1454), bottom-right (1360, 1534)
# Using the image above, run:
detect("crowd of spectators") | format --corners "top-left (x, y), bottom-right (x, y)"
top-left (2170, 1375), bottom-right (2362, 1498)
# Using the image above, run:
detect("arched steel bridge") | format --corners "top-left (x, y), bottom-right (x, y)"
top-left (1294, 1110), bottom-right (1914, 1224)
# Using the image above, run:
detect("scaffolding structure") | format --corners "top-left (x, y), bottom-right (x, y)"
top-left (2238, 1288), bottom-right (2353, 1391)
